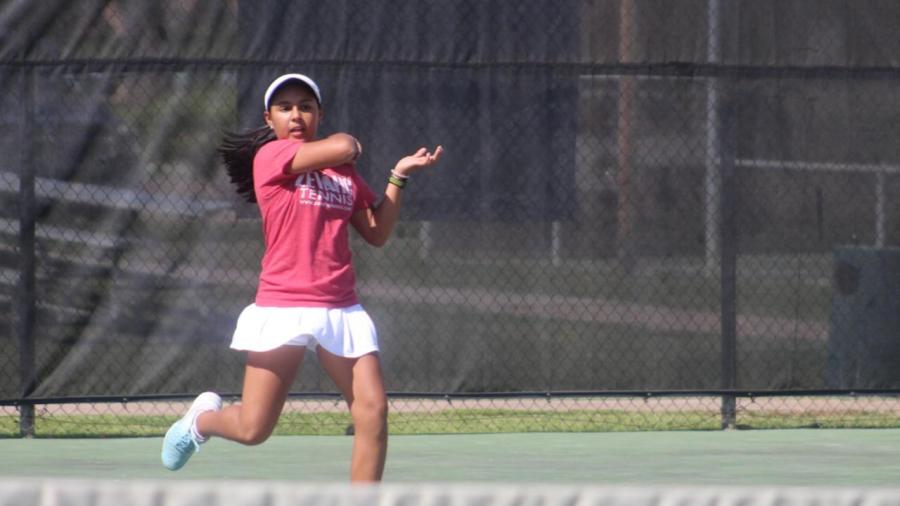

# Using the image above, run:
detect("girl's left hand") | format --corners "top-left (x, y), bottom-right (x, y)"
top-left (393, 146), bottom-right (443, 177)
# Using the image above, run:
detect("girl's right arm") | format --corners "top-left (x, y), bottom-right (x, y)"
top-left (288, 133), bottom-right (361, 174)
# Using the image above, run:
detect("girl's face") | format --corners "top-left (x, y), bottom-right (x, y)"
top-left (264, 83), bottom-right (321, 141)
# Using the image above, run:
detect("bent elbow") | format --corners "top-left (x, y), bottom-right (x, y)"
top-left (369, 235), bottom-right (389, 248)
top-left (361, 228), bottom-right (389, 247)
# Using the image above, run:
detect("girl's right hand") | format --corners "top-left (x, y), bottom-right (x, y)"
top-left (352, 137), bottom-right (363, 163)
top-left (331, 133), bottom-right (361, 164)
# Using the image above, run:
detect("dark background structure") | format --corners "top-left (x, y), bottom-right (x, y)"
top-left (2, 0), bottom-right (900, 436)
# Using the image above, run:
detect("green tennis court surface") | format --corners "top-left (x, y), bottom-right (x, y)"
top-left (2, 429), bottom-right (899, 486)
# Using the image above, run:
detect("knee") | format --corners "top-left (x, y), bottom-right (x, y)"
top-left (237, 420), bottom-right (275, 446)
top-left (351, 395), bottom-right (388, 432)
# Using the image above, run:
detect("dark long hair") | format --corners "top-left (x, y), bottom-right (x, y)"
top-left (219, 126), bottom-right (276, 203)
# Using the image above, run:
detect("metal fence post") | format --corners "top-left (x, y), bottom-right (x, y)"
top-left (615, 0), bottom-right (636, 270)
top-left (719, 96), bottom-right (737, 430)
top-left (704, 0), bottom-right (722, 277)
top-left (17, 68), bottom-right (36, 437)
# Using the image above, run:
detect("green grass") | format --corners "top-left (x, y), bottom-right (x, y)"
top-left (383, 410), bottom-right (721, 434)
top-left (360, 240), bottom-right (833, 320)
top-left (737, 412), bottom-right (900, 430)
top-left (4, 408), bottom-right (900, 438)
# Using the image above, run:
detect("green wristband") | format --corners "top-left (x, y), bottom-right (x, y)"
top-left (388, 175), bottom-right (407, 189)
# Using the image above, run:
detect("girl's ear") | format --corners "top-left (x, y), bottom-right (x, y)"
top-left (263, 111), bottom-right (274, 129)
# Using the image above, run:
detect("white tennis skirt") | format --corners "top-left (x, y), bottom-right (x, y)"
top-left (230, 303), bottom-right (379, 357)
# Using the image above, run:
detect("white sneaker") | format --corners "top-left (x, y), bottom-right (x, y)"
top-left (161, 392), bottom-right (222, 471)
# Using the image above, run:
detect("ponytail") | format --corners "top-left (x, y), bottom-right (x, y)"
top-left (219, 126), bottom-right (276, 203)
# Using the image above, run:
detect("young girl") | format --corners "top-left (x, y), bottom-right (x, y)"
top-left (161, 73), bottom-right (442, 482)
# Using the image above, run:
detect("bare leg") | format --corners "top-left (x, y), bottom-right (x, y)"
top-left (317, 348), bottom-right (388, 482)
top-left (196, 345), bottom-right (305, 445)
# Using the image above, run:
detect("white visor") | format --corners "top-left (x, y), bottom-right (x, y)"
top-left (263, 73), bottom-right (322, 111)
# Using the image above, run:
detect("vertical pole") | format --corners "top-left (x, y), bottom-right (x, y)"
top-left (615, 0), bottom-right (635, 268)
top-left (704, 0), bottom-right (722, 277)
top-left (719, 99), bottom-right (737, 431)
top-left (551, 220), bottom-right (562, 267)
top-left (703, 0), bottom-right (735, 431)
top-left (18, 69), bottom-right (36, 437)
top-left (875, 171), bottom-right (885, 248)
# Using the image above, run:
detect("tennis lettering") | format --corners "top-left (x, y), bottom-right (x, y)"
top-left (295, 172), bottom-right (354, 209)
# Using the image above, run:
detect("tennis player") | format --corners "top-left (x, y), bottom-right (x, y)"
top-left (161, 73), bottom-right (443, 482)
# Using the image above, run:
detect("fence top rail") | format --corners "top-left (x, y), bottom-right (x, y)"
top-left (736, 158), bottom-right (900, 174)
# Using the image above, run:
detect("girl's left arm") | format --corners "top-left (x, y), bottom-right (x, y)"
top-left (351, 146), bottom-right (443, 247)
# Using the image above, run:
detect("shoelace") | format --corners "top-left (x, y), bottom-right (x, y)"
top-left (174, 432), bottom-right (200, 455)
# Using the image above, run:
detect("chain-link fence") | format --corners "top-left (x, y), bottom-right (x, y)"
top-left (3, 0), bottom-right (900, 437)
